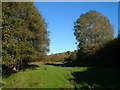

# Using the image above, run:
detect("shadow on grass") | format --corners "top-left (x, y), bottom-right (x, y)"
top-left (3, 64), bottom-right (39, 78)
top-left (45, 63), bottom-right (65, 67)
top-left (25, 64), bottom-right (39, 70)
top-left (70, 67), bottom-right (120, 89)
top-left (45, 62), bottom-right (74, 67)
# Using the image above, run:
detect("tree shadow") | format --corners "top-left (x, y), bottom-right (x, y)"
top-left (25, 64), bottom-right (39, 70)
top-left (73, 37), bottom-right (120, 67)
top-left (2, 64), bottom-right (39, 78)
top-left (45, 62), bottom-right (77, 67)
top-left (45, 63), bottom-right (65, 67)
top-left (2, 65), bottom-right (14, 78)
top-left (70, 67), bottom-right (120, 89)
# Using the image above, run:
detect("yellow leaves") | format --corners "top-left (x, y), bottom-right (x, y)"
top-left (3, 34), bottom-right (11, 39)
top-left (6, 6), bottom-right (10, 10)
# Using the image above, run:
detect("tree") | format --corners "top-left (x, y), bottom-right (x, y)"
top-left (65, 51), bottom-right (77, 63)
top-left (74, 10), bottom-right (114, 55)
top-left (73, 10), bottom-right (114, 65)
top-left (0, 7), bottom-right (1, 79)
top-left (2, 2), bottom-right (49, 72)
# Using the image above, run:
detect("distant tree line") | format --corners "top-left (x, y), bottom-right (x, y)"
top-left (45, 50), bottom-right (78, 64)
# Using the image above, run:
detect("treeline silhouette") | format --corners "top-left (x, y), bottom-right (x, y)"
top-left (66, 36), bottom-right (120, 67)
top-left (45, 37), bottom-right (120, 67)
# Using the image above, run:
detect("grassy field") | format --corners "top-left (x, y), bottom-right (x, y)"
top-left (2, 63), bottom-right (120, 88)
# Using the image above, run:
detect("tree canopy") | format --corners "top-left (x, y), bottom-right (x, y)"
top-left (74, 10), bottom-right (114, 55)
top-left (2, 2), bottom-right (49, 71)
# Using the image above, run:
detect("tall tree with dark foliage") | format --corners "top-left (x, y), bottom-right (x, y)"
top-left (74, 10), bottom-right (114, 65)
top-left (2, 2), bottom-right (49, 72)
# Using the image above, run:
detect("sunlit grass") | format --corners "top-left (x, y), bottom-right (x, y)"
top-left (2, 64), bottom-right (119, 88)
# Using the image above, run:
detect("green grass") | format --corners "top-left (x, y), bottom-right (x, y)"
top-left (2, 64), bottom-right (120, 88)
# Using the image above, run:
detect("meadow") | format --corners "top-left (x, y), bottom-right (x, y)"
top-left (2, 63), bottom-right (119, 89)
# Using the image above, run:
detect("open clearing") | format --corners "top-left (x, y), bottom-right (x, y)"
top-left (2, 63), bottom-right (120, 88)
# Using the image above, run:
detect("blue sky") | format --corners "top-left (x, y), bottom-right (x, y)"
top-left (34, 2), bottom-right (118, 54)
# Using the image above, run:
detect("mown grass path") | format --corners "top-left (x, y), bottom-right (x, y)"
top-left (2, 63), bottom-right (120, 88)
